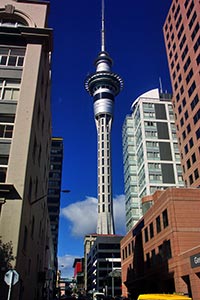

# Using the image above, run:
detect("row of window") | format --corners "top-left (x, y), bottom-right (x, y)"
top-left (188, 168), bottom-right (199, 185)
top-left (98, 203), bottom-right (111, 213)
top-left (0, 47), bottom-right (25, 67)
top-left (165, 0), bottom-right (195, 35)
top-left (122, 240), bottom-right (134, 260)
top-left (0, 19), bottom-right (27, 27)
top-left (146, 240), bottom-right (172, 269)
top-left (144, 209), bottom-right (169, 243)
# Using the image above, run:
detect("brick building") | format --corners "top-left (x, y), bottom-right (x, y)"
top-left (121, 188), bottom-right (200, 300)
top-left (163, 0), bottom-right (200, 187)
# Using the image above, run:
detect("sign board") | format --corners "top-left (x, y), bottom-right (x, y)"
top-left (190, 253), bottom-right (200, 268)
top-left (4, 269), bottom-right (19, 286)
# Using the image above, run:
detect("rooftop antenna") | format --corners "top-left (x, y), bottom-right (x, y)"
top-left (101, 0), bottom-right (105, 52)
top-left (159, 77), bottom-right (163, 93)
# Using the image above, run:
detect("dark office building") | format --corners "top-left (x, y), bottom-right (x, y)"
top-left (47, 137), bottom-right (64, 277)
top-left (87, 235), bottom-right (123, 296)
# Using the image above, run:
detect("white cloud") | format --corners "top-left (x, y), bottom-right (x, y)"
top-left (58, 254), bottom-right (78, 278)
top-left (60, 194), bottom-right (126, 238)
top-left (61, 197), bottom-right (97, 237)
top-left (113, 194), bottom-right (126, 235)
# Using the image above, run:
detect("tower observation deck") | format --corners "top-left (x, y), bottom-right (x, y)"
top-left (85, 0), bottom-right (123, 234)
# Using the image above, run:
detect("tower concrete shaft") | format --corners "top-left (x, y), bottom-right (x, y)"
top-left (85, 50), bottom-right (123, 234)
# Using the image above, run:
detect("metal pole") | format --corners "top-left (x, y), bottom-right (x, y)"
top-left (112, 276), bottom-right (114, 298)
top-left (111, 259), bottom-right (114, 297)
top-left (7, 270), bottom-right (13, 300)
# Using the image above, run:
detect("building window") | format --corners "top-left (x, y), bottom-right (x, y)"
top-left (176, 93), bottom-right (180, 102)
top-left (196, 128), bottom-right (200, 140)
top-left (191, 152), bottom-right (196, 163)
top-left (185, 110), bottom-right (189, 120)
top-left (191, 22), bottom-right (199, 41)
top-left (149, 222), bottom-right (154, 238)
top-left (184, 56), bottom-right (191, 72)
top-left (184, 144), bottom-right (189, 154)
top-left (162, 209), bottom-right (169, 228)
top-left (184, 0), bottom-right (190, 9)
top-left (0, 124), bottom-right (13, 138)
top-left (0, 79), bottom-right (20, 100)
top-left (188, 81), bottom-right (196, 97)
top-left (194, 168), bottom-right (199, 180)
top-left (0, 167), bottom-right (7, 182)
top-left (186, 68), bottom-right (193, 84)
top-left (179, 34), bottom-right (186, 50)
top-left (187, 124), bottom-right (191, 134)
top-left (0, 19), bottom-right (27, 27)
top-left (180, 117), bottom-right (184, 127)
top-left (193, 109), bottom-right (200, 125)
top-left (156, 216), bottom-right (161, 233)
top-left (175, 14), bottom-right (182, 30)
top-left (0, 47), bottom-right (25, 67)
top-left (165, 240), bottom-right (172, 259)
top-left (174, 4), bottom-right (180, 21)
top-left (189, 137), bottom-right (194, 148)
top-left (144, 227), bottom-right (148, 242)
top-left (187, 159), bottom-right (191, 169)
top-left (182, 131), bottom-right (186, 140)
top-left (186, 0), bottom-right (194, 19)
top-left (193, 36), bottom-right (200, 53)
top-left (177, 24), bottom-right (184, 40)
top-left (189, 11), bottom-right (197, 30)
top-left (0, 154), bottom-right (9, 165)
top-left (197, 54), bottom-right (200, 66)
top-left (191, 94), bottom-right (199, 110)
top-left (181, 45), bottom-right (188, 61)
top-left (189, 174), bottom-right (193, 185)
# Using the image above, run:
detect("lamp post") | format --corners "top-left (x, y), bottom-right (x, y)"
top-left (111, 259), bottom-right (114, 298)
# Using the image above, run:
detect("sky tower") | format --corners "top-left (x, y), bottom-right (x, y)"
top-left (85, 0), bottom-right (123, 234)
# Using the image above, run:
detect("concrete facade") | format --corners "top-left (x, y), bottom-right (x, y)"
top-left (0, 1), bottom-right (53, 300)
top-left (121, 188), bottom-right (200, 300)
top-left (163, 0), bottom-right (200, 187)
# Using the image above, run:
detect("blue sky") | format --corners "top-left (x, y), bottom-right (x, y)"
top-left (48, 0), bottom-right (172, 278)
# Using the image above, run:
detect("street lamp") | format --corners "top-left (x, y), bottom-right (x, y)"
top-left (106, 258), bottom-right (121, 298)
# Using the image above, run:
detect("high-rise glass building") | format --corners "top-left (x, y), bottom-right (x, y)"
top-left (163, 0), bottom-right (200, 187)
top-left (122, 88), bottom-right (184, 231)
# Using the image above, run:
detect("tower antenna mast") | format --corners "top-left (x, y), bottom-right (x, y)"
top-left (101, 0), bottom-right (105, 52)
top-left (85, 0), bottom-right (123, 235)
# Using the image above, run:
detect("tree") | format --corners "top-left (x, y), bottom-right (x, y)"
top-left (0, 238), bottom-right (15, 271)
top-left (0, 238), bottom-right (15, 300)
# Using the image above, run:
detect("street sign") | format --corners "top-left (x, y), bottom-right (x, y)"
top-left (4, 269), bottom-right (19, 286)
